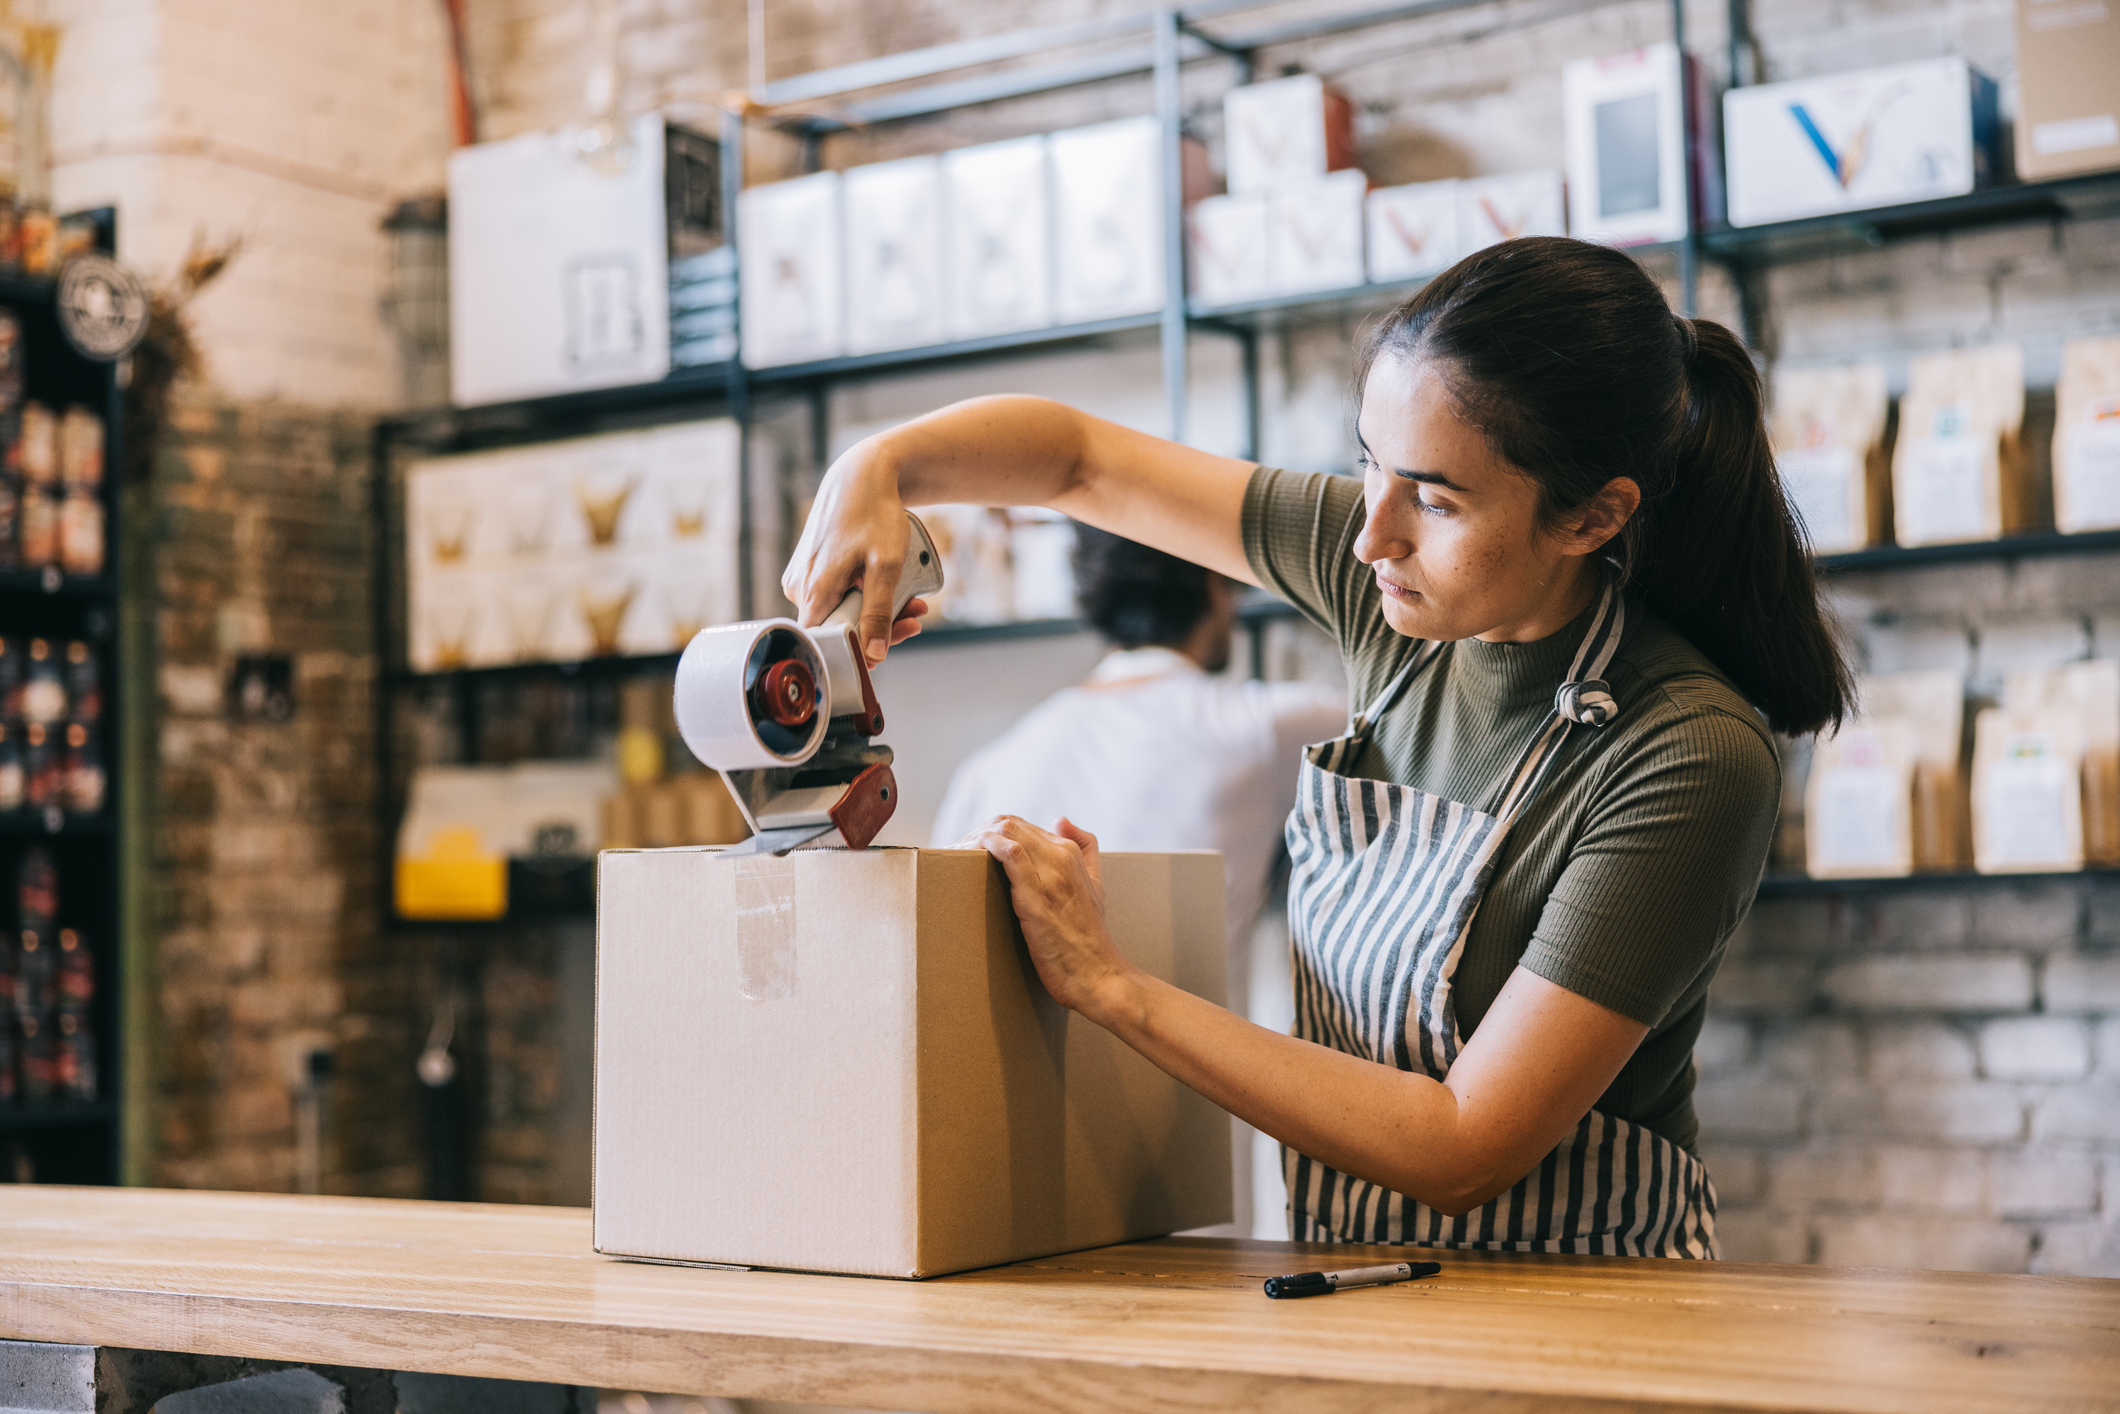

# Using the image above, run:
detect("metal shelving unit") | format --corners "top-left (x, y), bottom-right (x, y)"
top-left (376, 1), bottom-right (2120, 930)
top-left (1757, 868), bottom-right (2120, 899)
top-left (0, 210), bottom-right (126, 1185)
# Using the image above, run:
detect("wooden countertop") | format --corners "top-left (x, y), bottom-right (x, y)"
top-left (1, 1187), bottom-right (2116, 1414)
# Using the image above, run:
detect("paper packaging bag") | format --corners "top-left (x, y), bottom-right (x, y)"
top-left (738, 172), bottom-right (845, 366)
top-left (1805, 719), bottom-right (1920, 878)
top-left (942, 135), bottom-right (1052, 338)
top-left (2015, 0), bottom-right (2120, 182)
top-left (843, 155), bottom-right (945, 354)
top-left (2054, 337), bottom-right (2120, 533)
top-left (1772, 363), bottom-right (1891, 553)
top-left (1366, 179), bottom-right (1461, 283)
top-left (1858, 670), bottom-right (1970, 870)
top-left (593, 847), bottom-right (1233, 1278)
top-left (1268, 169), bottom-right (1367, 295)
top-left (1223, 73), bottom-right (1358, 196)
top-left (2005, 660), bottom-right (2120, 865)
top-left (1187, 192), bottom-right (1272, 307)
top-left (1892, 344), bottom-right (2030, 548)
top-left (1972, 708), bottom-right (2086, 873)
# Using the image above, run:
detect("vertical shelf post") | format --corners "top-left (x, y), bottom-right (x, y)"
top-left (1672, 0), bottom-right (1700, 318)
top-left (724, 106), bottom-right (755, 621)
top-left (1154, 7), bottom-right (1189, 445)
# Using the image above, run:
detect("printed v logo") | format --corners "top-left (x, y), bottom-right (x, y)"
top-left (1479, 195), bottom-right (1525, 241)
top-left (1788, 104), bottom-right (1862, 190)
top-left (1384, 207), bottom-right (1431, 252)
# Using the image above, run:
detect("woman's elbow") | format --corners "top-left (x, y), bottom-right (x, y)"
top-left (1409, 1164), bottom-right (1521, 1218)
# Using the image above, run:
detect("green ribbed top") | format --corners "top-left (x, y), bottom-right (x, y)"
top-left (1244, 467), bottom-right (1781, 1152)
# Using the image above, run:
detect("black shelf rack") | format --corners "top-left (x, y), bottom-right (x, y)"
top-left (376, 2), bottom-right (2120, 934)
top-left (1757, 868), bottom-right (2120, 899)
top-left (0, 210), bottom-right (126, 1185)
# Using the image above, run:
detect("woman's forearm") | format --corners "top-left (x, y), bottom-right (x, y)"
top-left (876, 395), bottom-right (1097, 511)
top-left (1083, 967), bottom-right (1506, 1215)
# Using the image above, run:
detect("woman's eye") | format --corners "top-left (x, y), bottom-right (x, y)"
top-left (1417, 495), bottom-right (1450, 516)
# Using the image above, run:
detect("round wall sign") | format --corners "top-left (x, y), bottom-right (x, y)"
top-left (57, 253), bottom-right (150, 361)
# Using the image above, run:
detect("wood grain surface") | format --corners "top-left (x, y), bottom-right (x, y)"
top-left (1, 1187), bottom-right (2115, 1414)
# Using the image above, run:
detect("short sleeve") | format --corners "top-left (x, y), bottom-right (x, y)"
top-left (1242, 466), bottom-right (1366, 644)
top-left (1519, 700), bottom-right (1781, 1026)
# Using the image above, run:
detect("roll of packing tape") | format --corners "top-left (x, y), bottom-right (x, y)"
top-left (674, 618), bottom-right (830, 770)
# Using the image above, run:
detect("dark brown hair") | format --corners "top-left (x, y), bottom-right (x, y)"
top-left (1073, 525), bottom-right (1212, 649)
top-left (1358, 236), bottom-right (1851, 736)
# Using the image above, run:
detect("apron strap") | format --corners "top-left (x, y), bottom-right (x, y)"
top-left (1489, 583), bottom-right (1626, 825)
top-left (1348, 638), bottom-right (1446, 737)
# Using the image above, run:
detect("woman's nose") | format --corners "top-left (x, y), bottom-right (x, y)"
top-left (1354, 503), bottom-right (1413, 566)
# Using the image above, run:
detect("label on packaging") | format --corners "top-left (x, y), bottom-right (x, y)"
top-left (1779, 444), bottom-right (1859, 551)
top-left (2062, 419), bottom-right (2120, 530)
top-left (733, 855), bottom-right (798, 1002)
top-left (1811, 762), bottom-right (1906, 871)
top-left (2033, 114), bottom-right (2120, 155)
top-left (1982, 738), bottom-right (2076, 867)
top-left (1897, 431), bottom-right (1991, 544)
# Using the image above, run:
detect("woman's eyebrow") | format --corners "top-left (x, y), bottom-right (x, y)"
top-left (1356, 431), bottom-right (1468, 491)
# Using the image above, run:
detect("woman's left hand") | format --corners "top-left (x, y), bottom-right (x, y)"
top-left (958, 815), bottom-right (1137, 1018)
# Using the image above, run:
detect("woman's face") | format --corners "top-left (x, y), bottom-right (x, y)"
top-left (1353, 353), bottom-right (1632, 644)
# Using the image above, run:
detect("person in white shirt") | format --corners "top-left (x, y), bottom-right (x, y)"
top-left (932, 527), bottom-right (1344, 1234)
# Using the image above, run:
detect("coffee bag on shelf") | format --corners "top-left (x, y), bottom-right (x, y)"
top-left (1771, 363), bottom-right (1890, 553)
top-left (1804, 718), bottom-right (1919, 878)
top-left (2004, 658), bottom-right (2120, 865)
top-left (1892, 344), bottom-right (2029, 547)
top-left (1971, 706), bottom-right (2085, 873)
top-left (1857, 670), bottom-right (1970, 869)
top-left (2053, 336), bottom-right (2120, 534)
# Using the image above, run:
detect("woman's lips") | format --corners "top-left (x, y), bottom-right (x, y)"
top-left (1375, 570), bottom-right (1419, 602)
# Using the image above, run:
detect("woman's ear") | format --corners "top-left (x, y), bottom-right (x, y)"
top-left (1559, 477), bottom-right (1641, 554)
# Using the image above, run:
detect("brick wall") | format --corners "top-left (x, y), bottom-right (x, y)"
top-left (148, 395), bottom-right (413, 1196)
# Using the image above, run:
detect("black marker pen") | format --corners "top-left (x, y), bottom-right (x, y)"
top-left (1264, 1260), bottom-right (1441, 1298)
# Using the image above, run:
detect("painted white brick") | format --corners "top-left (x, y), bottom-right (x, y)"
top-left (1990, 1151), bottom-right (2100, 1218)
top-left (1814, 1216), bottom-right (2033, 1274)
top-left (1815, 1082), bottom-right (2026, 1145)
top-left (1821, 955), bottom-right (2034, 1013)
top-left (1694, 1080), bottom-right (1806, 1143)
top-left (1698, 1146), bottom-right (1768, 1208)
top-left (1968, 887), bottom-right (2084, 951)
top-left (1768, 1149), bottom-right (1875, 1211)
top-left (1693, 1017), bottom-right (1751, 1075)
top-left (1709, 961), bottom-right (1816, 1012)
top-left (1713, 1209), bottom-right (1811, 1265)
top-left (1866, 1022), bottom-right (1979, 1081)
top-left (2034, 1086), bottom-right (2120, 1144)
top-left (2030, 1223), bottom-right (2120, 1277)
top-left (1875, 1147), bottom-right (1986, 1215)
top-left (1759, 1019), bottom-right (1861, 1081)
top-left (2045, 955), bottom-right (2120, 1013)
top-left (1980, 1018), bottom-right (2093, 1081)
top-left (2098, 1018), bottom-right (2120, 1076)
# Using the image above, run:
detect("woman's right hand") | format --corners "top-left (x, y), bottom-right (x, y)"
top-left (782, 434), bottom-right (927, 666)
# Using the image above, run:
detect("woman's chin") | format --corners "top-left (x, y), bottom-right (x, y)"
top-left (1379, 594), bottom-right (1429, 638)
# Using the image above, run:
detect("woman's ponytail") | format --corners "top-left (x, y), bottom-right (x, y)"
top-left (1359, 238), bottom-right (1852, 736)
top-left (1636, 318), bottom-right (1854, 734)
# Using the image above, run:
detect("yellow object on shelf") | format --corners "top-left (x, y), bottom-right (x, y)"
top-left (396, 826), bottom-right (507, 919)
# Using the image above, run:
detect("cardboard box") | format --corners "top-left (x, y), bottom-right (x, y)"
top-left (1564, 44), bottom-right (1692, 245)
top-left (844, 156), bottom-right (946, 354)
top-left (1188, 192), bottom-right (1272, 308)
top-left (1459, 171), bottom-right (1568, 253)
top-left (2016, 0), bottom-right (2120, 181)
top-left (738, 172), bottom-right (845, 366)
top-left (942, 136), bottom-right (1053, 338)
top-left (1224, 73), bottom-right (1359, 196)
top-left (1269, 169), bottom-right (1368, 295)
top-left (448, 114), bottom-right (675, 406)
top-left (1050, 117), bottom-right (1167, 323)
top-left (593, 846), bottom-right (1232, 1277)
top-left (1367, 179), bottom-right (1462, 283)
top-left (1724, 57), bottom-right (2001, 228)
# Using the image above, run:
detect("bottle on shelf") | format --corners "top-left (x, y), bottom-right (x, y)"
top-left (0, 636), bottom-right (22, 718)
top-left (62, 721), bottom-right (101, 813)
top-left (53, 1009), bottom-right (92, 1101)
top-left (13, 928), bottom-right (49, 1017)
top-left (16, 402), bottom-right (56, 570)
top-left (63, 640), bottom-right (97, 721)
top-left (0, 723), bottom-right (21, 811)
top-left (22, 637), bottom-right (62, 723)
top-left (54, 927), bottom-right (89, 1012)
top-left (15, 1011), bottom-right (50, 1103)
top-left (23, 721), bottom-right (56, 809)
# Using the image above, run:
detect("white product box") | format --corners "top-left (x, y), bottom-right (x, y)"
top-left (1724, 57), bottom-right (2001, 228)
top-left (1188, 193), bottom-right (1272, 308)
top-left (1366, 180), bottom-right (1462, 283)
top-left (1269, 169), bottom-right (1368, 295)
top-left (1460, 171), bottom-right (1569, 253)
top-left (844, 156), bottom-right (946, 354)
top-left (1050, 117), bottom-right (1166, 323)
top-left (448, 113), bottom-right (672, 407)
top-left (593, 847), bottom-right (1231, 1277)
top-left (1223, 73), bottom-right (1359, 196)
top-left (1564, 44), bottom-right (1690, 245)
top-left (942, 136), bottom-right (1053, 338)
top-left (739, 171), bottom-right (845, 366)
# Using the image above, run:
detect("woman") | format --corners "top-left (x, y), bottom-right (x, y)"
top-left (785, 237), bottom-right (1850, 1258)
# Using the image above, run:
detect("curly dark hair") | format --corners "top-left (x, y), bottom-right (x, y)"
top-left (1072, 525), bottom-right (1211, 650)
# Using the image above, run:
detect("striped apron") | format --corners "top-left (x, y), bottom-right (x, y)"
top-left (1283, 584), bottom-right (1719, 1258)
